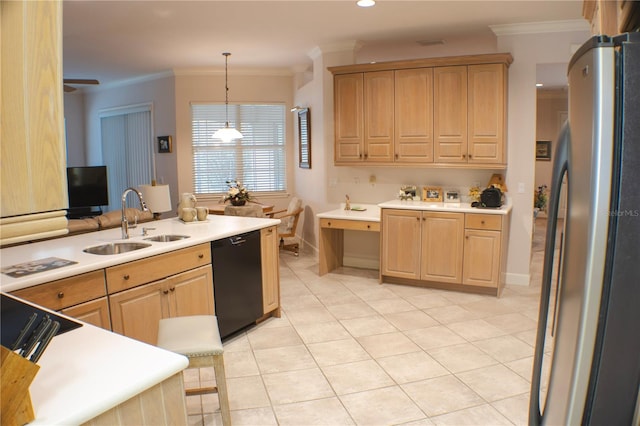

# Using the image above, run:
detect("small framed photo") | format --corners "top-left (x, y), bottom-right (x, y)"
top-left (422, 186), bottom-right (443, 202)
top-left (536, 140), bottom-right (551, 161)
top-left (444, 190), bottom-right (460, 203)
top-left (158, 136), bottom-right (172, 153)
top-left (399, 185), bottom-right (418, 200)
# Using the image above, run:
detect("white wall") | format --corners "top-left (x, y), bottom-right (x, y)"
top-left (63, 92), bottom-right (86, 166)
top-left (535, 90), bottom-right (568, 190)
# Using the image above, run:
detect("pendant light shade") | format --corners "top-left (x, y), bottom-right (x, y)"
top-left (213, 52), bottom-right (243, 141)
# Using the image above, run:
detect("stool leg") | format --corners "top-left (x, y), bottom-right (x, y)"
top-left (213, 354), bottom-right (231, 426)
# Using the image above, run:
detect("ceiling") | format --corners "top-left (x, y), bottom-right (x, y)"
top-left (62, 0), bottom-right (586, 87)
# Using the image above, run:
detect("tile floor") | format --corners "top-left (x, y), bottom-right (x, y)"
top-left (185, 218), bottom-right (556, 425)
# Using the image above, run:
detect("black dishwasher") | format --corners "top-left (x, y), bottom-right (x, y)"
top-left (211, 230), bottom-right (263, 339)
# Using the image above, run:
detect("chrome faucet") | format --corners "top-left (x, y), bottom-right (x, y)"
top-left (121, 187), bottom-right (148, 239)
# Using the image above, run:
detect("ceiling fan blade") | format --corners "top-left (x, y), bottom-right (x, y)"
top-left (63, 85), bottom-right (77, 93)
top-left (63, 79), bottom-right (99, 85)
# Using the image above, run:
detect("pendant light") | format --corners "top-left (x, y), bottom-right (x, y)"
top-left (213, 52), bottom-right (243, 142)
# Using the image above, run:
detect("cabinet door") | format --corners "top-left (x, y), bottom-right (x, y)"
top-left (261, 226), bottom-right (280, 315)
top-left (381, 209), bottom-right (422, 279)
top-left (334, 73), bottom-right (364, 162)
top-left (167, 265), bottom-right (215, 317)
top-left (468, 64), bottom-right (506, 164)
top-left (463, 229), bottom-right (501, 288)
top-left (421, 212), bottom-right (464, 283)
top-left (109, 280), bottom-right (167, 345)
top-left (434, 66), bottom-right (468, 163)
top-left (394, 68), bottom-right (434, 163)
top-left (62, 297), bottom-right (111, 331)
top-left (364, 71), bottom-right (394, 162)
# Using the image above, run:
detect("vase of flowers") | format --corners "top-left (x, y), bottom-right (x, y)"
top-left (534, 185), bottom-right (548, 218)
top-left (223, 179), bottom-right (251, 206)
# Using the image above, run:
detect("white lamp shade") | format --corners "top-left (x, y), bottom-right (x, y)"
top-left (139, 184), bottom-right (172, 213)
top-left (213, 126), bottom-right (243, 142)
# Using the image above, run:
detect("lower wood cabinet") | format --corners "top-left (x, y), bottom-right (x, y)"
top-left (61, 297), bottom-right (111, 330)
top-left (261, 226), bottom-right (280, 316)
top-left (381, 209), bottom-right (508, 296)
top-left (109, 265), bottom-right (214, 345)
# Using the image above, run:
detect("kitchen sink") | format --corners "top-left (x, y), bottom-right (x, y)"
top-left (143, 234), bottom-right (190, 242)
top-left (83, 242), bottom-right (151, 255)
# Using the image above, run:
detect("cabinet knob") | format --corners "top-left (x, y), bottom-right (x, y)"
top-left (328, 221), bottom-right (332, 226)
top-left (367, 225), bottom-right (370, 229)
top-left (481, 220), bottom-right (485, 224)
top-left (163, 290), bottom-right (169, 295)
top-left (395, 153), bottom-right (398, 159)
top-left (57, 292), bottom-right (64, 299)
top-left (198, 253), bottom-right (204, 259)
top-left (364, 153), bottom-right (368, 159)
top-left (469, 154), bottom-right (473, 159)
top-left (169, 287), bottom-right (175, 292)
top-left (123, 274), bottom-right (130, 280)
top-left (268, 228), bottom-right (273, 233)
top-left (462, 154), bottom-right (467, 159)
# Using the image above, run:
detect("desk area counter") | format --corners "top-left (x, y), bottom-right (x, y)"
top-left (378, 199), bottom-right (512, 215)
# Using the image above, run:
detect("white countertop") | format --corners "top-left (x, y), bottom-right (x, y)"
top-left (316, 204), bottom-right (381, 222)
top-left (2, 293), bottom-right (189, 425)
top-left (1, 215), bottom-right (279, 292)
top-left (378, 199), bottom-right (512, 215)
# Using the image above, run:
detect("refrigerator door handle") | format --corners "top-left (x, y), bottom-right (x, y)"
top-left (529, 122), bottom-right (570, 425)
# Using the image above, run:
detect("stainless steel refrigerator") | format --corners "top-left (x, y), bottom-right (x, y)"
top-left (529, 33), bottom-right (640, 425)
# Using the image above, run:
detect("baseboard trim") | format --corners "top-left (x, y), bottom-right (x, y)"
top-left (506, 272), bottom-right (530, 286)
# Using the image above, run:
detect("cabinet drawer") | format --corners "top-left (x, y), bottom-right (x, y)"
top-left (106, 243), bottom-right (211, 294)
top-left (465, 213), bottom-right (502, 231)
top-left (320, 218), bottom-right (380, 232)
top-left (11, 270), bottom-right (106, 311)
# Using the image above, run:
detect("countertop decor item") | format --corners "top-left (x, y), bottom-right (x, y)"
top-left (223, 180), bottom-right (251, 206)
top-left (139, 182), bottom-right (172, 219)
top-left (422, 186), bottom-right (443, 202)
top-left (213, 52), bottom-right (243, 142)
top-left (480, 186), bottom-right (503, 208)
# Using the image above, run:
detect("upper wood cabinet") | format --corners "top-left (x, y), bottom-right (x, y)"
top-left (0, 1), bottom-right (68, 245)
top-left (329, 53), bottom-right (512, 169)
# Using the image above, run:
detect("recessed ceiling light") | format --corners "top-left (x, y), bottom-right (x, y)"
top-left (536, 83), bottom-right (544, 87)
top-left (357, 0), bottom-right (376, 7)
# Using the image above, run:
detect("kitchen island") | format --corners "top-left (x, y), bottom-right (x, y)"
top-left (0, 214), bottom-right (280, 425)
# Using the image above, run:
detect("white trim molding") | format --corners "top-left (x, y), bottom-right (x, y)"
top-left (490, 19), bottom-right (590, 36)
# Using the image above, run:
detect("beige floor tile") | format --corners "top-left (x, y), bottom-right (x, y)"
top-left (407, 293), bottom-right (453, 309)
top-left (377, 351), bottom-right (449, 384)
top-left (457, 364), bottom-right (531, 401)
top-left (504, 356), bottom-right (534, 381)
top-left (388, 283), bottom-right (438, 298)
top-left (273, 397), bottom-right (355, 426)
top-left (294, 321), bottom-right (352, 344)
top-left (253, 312), bottom-right (292, 329)
top-left (285, 306), bottom-right (335, 325)
top-left (492, 393), bottom-right (530, 426)
top-left (424, 305), bottom-right (481, 324)
top-left (247, 325), bottom-right (303, 350)
top-left (461, 298), bottom-right (517, 317)
top-left (223, 350), bottom-right (260, 378)
top-left (226, 375), bottom-right (271, 410)
top-left (366, 297), bottom-right (416, 315)
top-left (513, 328), bottom-right (538, 346)
top-left (307, 338), bottom-right (371, 367)
top-left (428, 343), bottom-right (498, 373)
top-left (357, 331), bottom-right (421, 358)
top-left (280, 294), bottom-right (324, 310)
top-left (227, 407), bottom-right (278, 426)
top-left (401, 375), bottom-right (484, 417)
top-left (340, 386), bottom-right (425, 425)
top-left (322, 359), bottom-right (395, 395)
top-left (254, 344), bottom-right (317, 373)
top-left (473, 335), bottom-right (534, 363)
top-left (429, 403), bottom-right (512, 425)
top-left (326, 301), bottom-right (377, 320)
top-left (399, 418), bottom-right (435, 425)
top-left (353, 287), bottom-right (401, 302)
top-left (316, 292), bottom-right (363, 306)
top-left (384, 310), bottom-right (439, 331)
top-left (262, 367), bottom-right (334, 405)
top-left (404, 326), bottom-right (466, 351)
top-left (339, 315), bottom-right (397, 337)
top-left (222, 332), bottom-right (251, 353)
top-left (445, 319), bottom-right (507, 341)
top-left (440, 291), bottom-right (490, 305)
top-left (483, 312), bottom-right (538, 334)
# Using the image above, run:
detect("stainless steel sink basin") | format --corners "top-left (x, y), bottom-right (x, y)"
top-left (83, 242), bottom-right (151, 255)
top-left (143, 234), bottom-right (190, 242)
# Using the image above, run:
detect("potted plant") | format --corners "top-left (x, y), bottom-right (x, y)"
top-left (223, 180), bottom-right (251, 206)
top-left (534, 184), bottom-right (548, 218)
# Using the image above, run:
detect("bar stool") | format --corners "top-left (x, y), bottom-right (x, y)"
top-left (157, 315), bottom-right (231, 426)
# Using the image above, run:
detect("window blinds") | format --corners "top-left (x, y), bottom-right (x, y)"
top-left (191, 103), bottom-right (286, 197)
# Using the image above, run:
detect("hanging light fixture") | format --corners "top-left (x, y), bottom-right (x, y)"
top-left (213, 52), bottom-right (243, 142)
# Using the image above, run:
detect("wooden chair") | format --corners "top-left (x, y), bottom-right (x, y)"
top-left (267, 197), bottom-right (303, 256)
top-left (157, 315), bottom-right (231, 426)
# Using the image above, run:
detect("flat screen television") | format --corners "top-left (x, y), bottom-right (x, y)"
top-left (66, 166), bottom-right (109, 209)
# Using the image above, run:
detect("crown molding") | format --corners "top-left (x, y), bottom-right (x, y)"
top-left (490, 19), bottom-right (590, 36)
top-left (173, 67), bottom-right (292, 77)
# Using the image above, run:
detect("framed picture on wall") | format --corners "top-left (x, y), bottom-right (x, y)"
top-left (536, 140), bottom-right (551, 161)
top-left (158, 136), bottom-right (172, 153)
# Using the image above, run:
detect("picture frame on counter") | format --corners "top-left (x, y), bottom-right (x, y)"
top-left (422, 186), bottom-right (443, 202)
top-left (399, 185), bottom-right (418, 200)
top-left (444, 190), bottom-right (460, 203)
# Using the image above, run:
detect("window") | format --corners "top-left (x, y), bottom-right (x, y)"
top-left (191, 103), bottom-right (286, 198)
